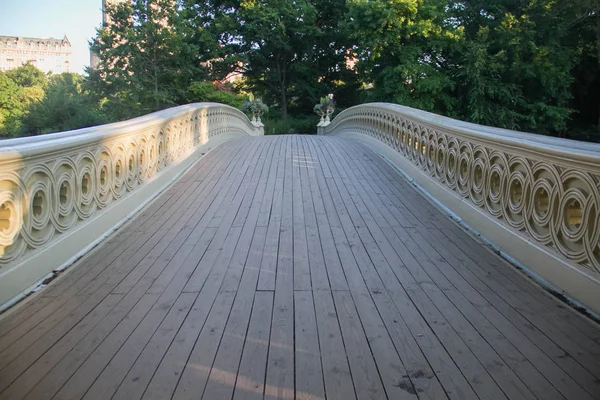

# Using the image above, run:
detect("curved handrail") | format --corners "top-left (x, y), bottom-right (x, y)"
top-left (0, 103), bottom-right (261, 298)
top-left (321, 102), bottom-right (600, 311)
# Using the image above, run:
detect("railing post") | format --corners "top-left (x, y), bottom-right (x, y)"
top-left (317, 118), bottom-right (330, 135)
top-left (252, 117), bottom-right (265, 136)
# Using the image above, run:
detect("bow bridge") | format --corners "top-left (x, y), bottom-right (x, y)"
top-left (0, 103), bottom-right (599, 399)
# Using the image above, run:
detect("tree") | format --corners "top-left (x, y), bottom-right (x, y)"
top-left (19, 73), bottom-right (107, 135)
top-left (0, 72), bottom-right (26, 137)
top-left (345, 0), bottom-right (459, 113)
top-left (90, 0), bottom-right (204, 118)
top-left (561, 1), bottom-right (599, 137)
top-left (183, 0), bottom-right (356, 119)
top-left (5, 63), bottom-right (47, 105)
top-left (448, 0), bottom-right (576, 134)
top-left (186, 81), bottom-right (246, 108)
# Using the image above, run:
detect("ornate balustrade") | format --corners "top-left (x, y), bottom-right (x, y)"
top-left (320, 103), bottom-right (600, 313)
top-left (0, 103), bottom-right (262, 309)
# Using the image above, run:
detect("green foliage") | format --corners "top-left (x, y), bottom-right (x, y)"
top-left (19, 73), bottom-right (108, 135)
top-left (0, 71), bottom-right (26, 136)
top-left (345, 0), bottom-right (590, 137)
top-left (2, 0), bottom-right (599, 142)
top-left (346, 0), bottom-right (458, 113)
top-left (240, 96), bottom-right (269, 117)
top-left (262, 114), bottom-right (317, 135)
top-left (187, 82), bottom-right (246, 108)
top-left (6, 63), bottom-right (47, 90)
top-left (183, 0), bottom-right (358, 119)
top-left (90, 0), bottom-right (205, 117)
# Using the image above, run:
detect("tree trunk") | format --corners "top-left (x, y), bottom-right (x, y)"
top-left (280, 88), bottom-right (287, 120)
top-left (276, 58), bottom-right (287, 120)
top-left (154, 47), bottom-right (159, 111)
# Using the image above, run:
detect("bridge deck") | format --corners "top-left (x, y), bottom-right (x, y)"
top-left (0, 135), bottom-right (599, 400)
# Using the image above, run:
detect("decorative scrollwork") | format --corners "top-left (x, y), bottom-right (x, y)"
top-left (323, 103), bottom-right (600, 278)
top-left (0, 104), bottom-right (261, 267)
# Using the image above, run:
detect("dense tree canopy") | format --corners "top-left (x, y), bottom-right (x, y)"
top-left (0, 0), bottom-right (598, 140)
top-left (89, 0), bottom-right (205, 118)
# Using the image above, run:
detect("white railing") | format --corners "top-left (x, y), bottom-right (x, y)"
top-left (320, 103), bottom-right (600, 313)
top-left (0, 103), bottom-right (262, 308)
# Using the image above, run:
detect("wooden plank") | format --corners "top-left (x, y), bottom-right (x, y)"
top-left (81, 293), bottom-right (195, 400)
top-left (141, 278), bottom-right (223, 399)
top-left (298, 137), bottom-right (331, 290)
top-left (109, 293), bottom-right (197, 400)
top-left (23, 290), bottom-right (160, 400)
top-left (318, 138), bottom-right (503, 399)
top-left (332, 290), bottom-right (386, 400)
top-left (264, 226), bottom-right (294, 399)
top-left (2, 135), bottom-right (600, 400)
top-left (257, 140), bottom-right (285, 291)
top-left (171, 291), bottom-right (236, 400)
top-left (48, 141), bottom-right (253, 400)
top-left (330, 139), bottom-right (548, 399)
top-left (233, 291), bottom-right (273, 400)
top-left (201, 278), bottom-right (257, 399)
top-left (201, 229), bottom-right (269, 400)
top-left (336, 138), bottom-right (600, 399)
top-left (0, 293), bottom-right (123, 398)
top-left (312, 289), bottom-right (356, 400)
top-left (294, 290), bottom-right (325, 400)
top-left (292, 137), bottom-right (311, 291)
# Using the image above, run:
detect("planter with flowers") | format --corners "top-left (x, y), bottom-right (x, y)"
top-left (314, 94), bottom-right (335, 128)
top-left (241, 94), bottom-right (268, 127)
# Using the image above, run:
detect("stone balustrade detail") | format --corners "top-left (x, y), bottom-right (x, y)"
top-left (0, 103), bottom-right (262, 268)
top-left (321, 103), bottom-right (600, 293)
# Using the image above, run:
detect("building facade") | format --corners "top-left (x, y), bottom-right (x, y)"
top-left (0, 35), bottom-right (72, 74)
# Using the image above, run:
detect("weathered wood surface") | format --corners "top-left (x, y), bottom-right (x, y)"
top-left (1, 135), bottom-right (599, 400)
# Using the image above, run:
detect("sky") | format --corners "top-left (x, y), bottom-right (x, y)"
top-left (0, 0), bottom-right (103, 73)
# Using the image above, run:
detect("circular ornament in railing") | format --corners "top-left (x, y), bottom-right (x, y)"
top-left (434, 136), bottom-right (447, 181)
top-left (470, 149), bottom-right (488, 207)
top-left (560, 189), bottom-right (587, 241)
top-left (95, 149), bottom-right (113, 207)
top-left (0, 200), bottom-right (17, 243)
top-left (553, 171), bottom-right (599, 256)
top-left (445, 141), bottom-right (459, 189)
top-left (158, 131), bottom-right (166, 169)
top-left (457, 144), bottom-right (473, 197)
top-left (112, 146), bottom-right (126, 198)
top-left (0, 179), bottom-right (22, 248)
top-left (0, 179), bottom-right (26, 264)
top-left (52, 160), bottom-right (78, 232)
top-left (147, 135), bottom-right (158, 178)
top-left (418, 130), bottom-right (428, 166)
top-left (584, 209), bottom-right (600, 273)
top-left (426, 133), bottom-right (436, 173)
top-left (126, 148), bottom-right (137, 190)
top-left (20, 165), bottom-right (54, 247)
top-left (138, 138), bottom-right (148, 182)
top-left (531, 181), bottom-right (553, 224)
top-left (507, 174), bottom-right (525, 210)
top-left (76, 154), bottom-right (97, 219)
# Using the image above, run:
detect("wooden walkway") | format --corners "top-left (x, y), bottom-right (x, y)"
top-left (0, 135), bottom-right (599, 400)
